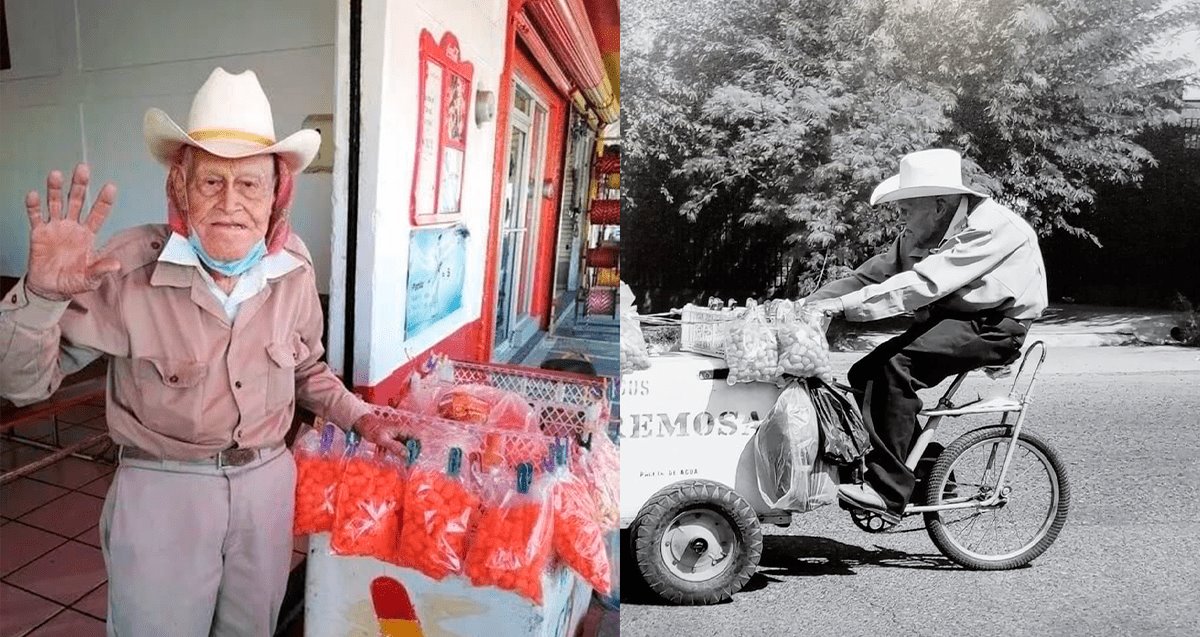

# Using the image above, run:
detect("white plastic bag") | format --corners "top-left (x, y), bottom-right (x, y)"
top-left (725, 303), bottom-right (782, 385)
top-left (620, 311), bottom-right (651, 374)
top-left (752, 382), bottom-right (837, 512)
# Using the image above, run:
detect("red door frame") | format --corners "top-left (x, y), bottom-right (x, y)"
top-left (481, 9), bottom-right (569, 356)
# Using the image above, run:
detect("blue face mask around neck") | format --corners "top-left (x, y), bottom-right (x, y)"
top-left (187, 231), bottom-right (267, 277)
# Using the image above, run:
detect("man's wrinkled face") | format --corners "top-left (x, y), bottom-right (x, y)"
top-left (182, 149), bottom-right (276, 262)
top-left (899, 195), bottom-right (961, 249)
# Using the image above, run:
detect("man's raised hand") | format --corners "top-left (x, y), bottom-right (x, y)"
top-left (25, 164), bottom-right (121, 302)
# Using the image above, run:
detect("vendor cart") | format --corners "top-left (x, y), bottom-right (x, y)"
top-left (619, 351), bottom-right (787, 604)
top-left (302, 360), bottom-right (617, 637)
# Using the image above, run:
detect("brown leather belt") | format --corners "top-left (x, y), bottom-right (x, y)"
top-left (119, 445), bottom-right (279, 468)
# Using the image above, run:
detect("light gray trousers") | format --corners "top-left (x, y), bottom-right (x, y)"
top-left (99, 446), bottom-right (296, 637)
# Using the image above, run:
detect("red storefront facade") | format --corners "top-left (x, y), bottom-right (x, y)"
top-left (334, 0), bottom-right (618, 406)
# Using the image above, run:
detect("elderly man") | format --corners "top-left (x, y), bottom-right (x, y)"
top-left (806, 148), bottom-right (1048, 524)
top-left (0, 68), bottom-right (406, 636)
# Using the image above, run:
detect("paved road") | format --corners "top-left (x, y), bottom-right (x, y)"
top-left (620, 346), bottom-right (1200, 637)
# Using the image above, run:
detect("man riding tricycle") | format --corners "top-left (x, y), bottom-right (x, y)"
top-left (619, 149), bottom-right (1071, 605)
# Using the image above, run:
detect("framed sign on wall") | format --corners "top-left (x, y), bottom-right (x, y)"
top-left (405, 225), bottom-right (469, 340)
top-left (411, 30), bottom-right (475, 226)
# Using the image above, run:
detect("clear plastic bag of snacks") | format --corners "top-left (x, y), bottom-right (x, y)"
top-left (725, 302), bottom-right (783, 385)
top-left (435, 384), bottom-right (537, 432)
top-left (549, 441), bottom-right (611, 595)
top-left (293, 422), bottom-right (346, 536)
top-left (395, 447), bottom-right (480, 581)
top-left (777, 308), bottom-right (833, 380)
top-left (464, 463), bottom-right (555, 604)
top-left (573, 430), bottom-right (620, 530)
top-left (329, 439), bottom-right (411, 560)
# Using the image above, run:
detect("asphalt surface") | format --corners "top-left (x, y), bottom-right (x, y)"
top-left (619, 346), bottom-right (1200, 637)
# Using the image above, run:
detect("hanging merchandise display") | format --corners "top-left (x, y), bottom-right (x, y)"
top-left (579, 145), bottom-right (620, 320)
top-left (298, 360), bottom-right (616, 636)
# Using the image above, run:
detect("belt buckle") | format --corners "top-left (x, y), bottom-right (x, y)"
top-left (217, 447), bottom-right (258, 469)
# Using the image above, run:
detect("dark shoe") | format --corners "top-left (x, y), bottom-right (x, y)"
top-left (837, 483), bottom-right (901, 525)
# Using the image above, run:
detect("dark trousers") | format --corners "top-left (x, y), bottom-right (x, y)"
top-left (846, 312), bottom-right (1029, 513)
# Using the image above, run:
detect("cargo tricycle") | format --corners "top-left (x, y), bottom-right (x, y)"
top-left (620, 331), bottom-right (1070, 605)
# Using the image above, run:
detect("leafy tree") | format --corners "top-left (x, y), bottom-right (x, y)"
top-left (623, 0), bottom-right (1200, 310)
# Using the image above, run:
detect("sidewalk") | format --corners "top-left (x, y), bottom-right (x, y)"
top-left (512, 309), bottom-right (619, 378)
top-left (832, 304), bottom-right (1183, 352)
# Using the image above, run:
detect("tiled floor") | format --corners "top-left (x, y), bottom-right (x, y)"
top-left (1, 403), bottom-right (308, 637)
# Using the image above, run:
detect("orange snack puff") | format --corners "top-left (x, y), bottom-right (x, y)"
top-left (551, 463), bottom-right (611, 595)
top-left (293, 424), bottom-right (345, 536)
top-left (330, 442), bottom-right (407, 560)
top-left (395, 448), bottom-right (479, 580)
top-left (463, 463), bottom-right (553, 604)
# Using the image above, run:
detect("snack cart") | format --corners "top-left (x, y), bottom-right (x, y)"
top-left (620, 299), bottom-right (835, 604)
top-left (300, 360), bottom-right (617, 636)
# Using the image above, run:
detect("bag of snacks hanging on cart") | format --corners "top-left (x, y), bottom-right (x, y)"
top-left (293, 421), bottom-right (347, 536)
top-left (549, 441), bottom-right (611, 595)
top-left (725, 301), bottom-right (783, 385)
top-left (777, 306), bottom-right (833, 380)
top-left (464, 463), bottom-right (555, 604)
top-left (572, 429), bottom-right (620, 530)
top-left (394, 446), bottom-right (480, 581)
top-left (329, 439), bottom-right (412, 560)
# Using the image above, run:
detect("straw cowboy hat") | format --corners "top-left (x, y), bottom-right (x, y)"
top-left (143, 67), bottom-right (320, 173)
top-left (870, 149), bottom-right (988, 206)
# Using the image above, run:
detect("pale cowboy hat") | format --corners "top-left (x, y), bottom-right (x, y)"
top-left (869, 149), bottom-right (988, 206)
top-left (143, 67), bottom-right (320, 173)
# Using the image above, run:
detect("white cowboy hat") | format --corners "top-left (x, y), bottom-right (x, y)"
top-left (143, 67), bottom-right (319, 173)
top-left (869, 149), bottom-right (988, 205)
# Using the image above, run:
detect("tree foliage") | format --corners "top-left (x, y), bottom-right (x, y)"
top-left (623, 0), bottom-right (1200, 309)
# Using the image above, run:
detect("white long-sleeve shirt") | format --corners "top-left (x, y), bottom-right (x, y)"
top-left (811, 198), bottom-right (1048, 322)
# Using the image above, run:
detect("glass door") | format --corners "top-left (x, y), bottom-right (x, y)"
top-left (494, 82), bottom-right (549, 355)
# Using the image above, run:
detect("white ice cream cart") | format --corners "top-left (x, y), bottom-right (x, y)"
top-left (619, 351), bottom-right (789, 604)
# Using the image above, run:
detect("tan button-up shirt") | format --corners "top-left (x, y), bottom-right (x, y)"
top-left (810, 198), bottom-right (1048, 321)
top-left (0, 224), bottom-right (371, 460)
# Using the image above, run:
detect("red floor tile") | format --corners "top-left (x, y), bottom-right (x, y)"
top-left (0, 522), bottom-right (69, 579)
top-left (26, 457), bottom-right (113, 490)
top-left (20, 492), bottom-right (104, 539)
top-left (4, 541), bottom-right (107, 605)
top-left (53, 405), bottom-right (105, 426)
top-left (0, 445), bottom-right (53, 473)
top-left (53, 427), bottom-right (110, 451)
top-left (0, 582), bottom-right (64, 637)
top-left (0, 479), bottom-right (69, 519)
top-left (74, 525), bottom-right (101, 550)
top-left (72, 416), bottom-right (109, 433)
top-left (25, 608), bottom-right (106, 637)
top-left (4, 417), bottom-right (58, 442)
top-left (72, 583), bottom-right (107, 621)
top-left (77, 474), bottom-right (113, 500)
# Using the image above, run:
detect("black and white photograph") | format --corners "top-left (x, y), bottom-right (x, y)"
top-left (619, 0), bottom-right (1200, 634)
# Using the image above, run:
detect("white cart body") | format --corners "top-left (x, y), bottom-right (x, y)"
top-left (304, 533), bottom-right (592, 637)
top-left (619, 352), bottom-right (788, 527)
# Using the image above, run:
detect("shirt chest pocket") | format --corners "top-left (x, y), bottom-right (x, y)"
top-left (265, 338), bottom-right (308, 412)
top-left (132, 358), bottom-right (208, 435)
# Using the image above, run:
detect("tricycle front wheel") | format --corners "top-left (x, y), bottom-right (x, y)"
top-left (924, 426), bottom-right (1070, 570)
top-left (630, 480), bottom-right (763, 605)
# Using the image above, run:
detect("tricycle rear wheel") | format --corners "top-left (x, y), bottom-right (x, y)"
top-left (630, 480), bottom-right (762, 605)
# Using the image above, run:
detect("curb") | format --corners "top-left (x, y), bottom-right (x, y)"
top-left (831, 330), bottom-right (1145, 353)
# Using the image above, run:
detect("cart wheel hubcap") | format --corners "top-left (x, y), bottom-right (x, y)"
top-left (660, 509), bottom-right (737, 582)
